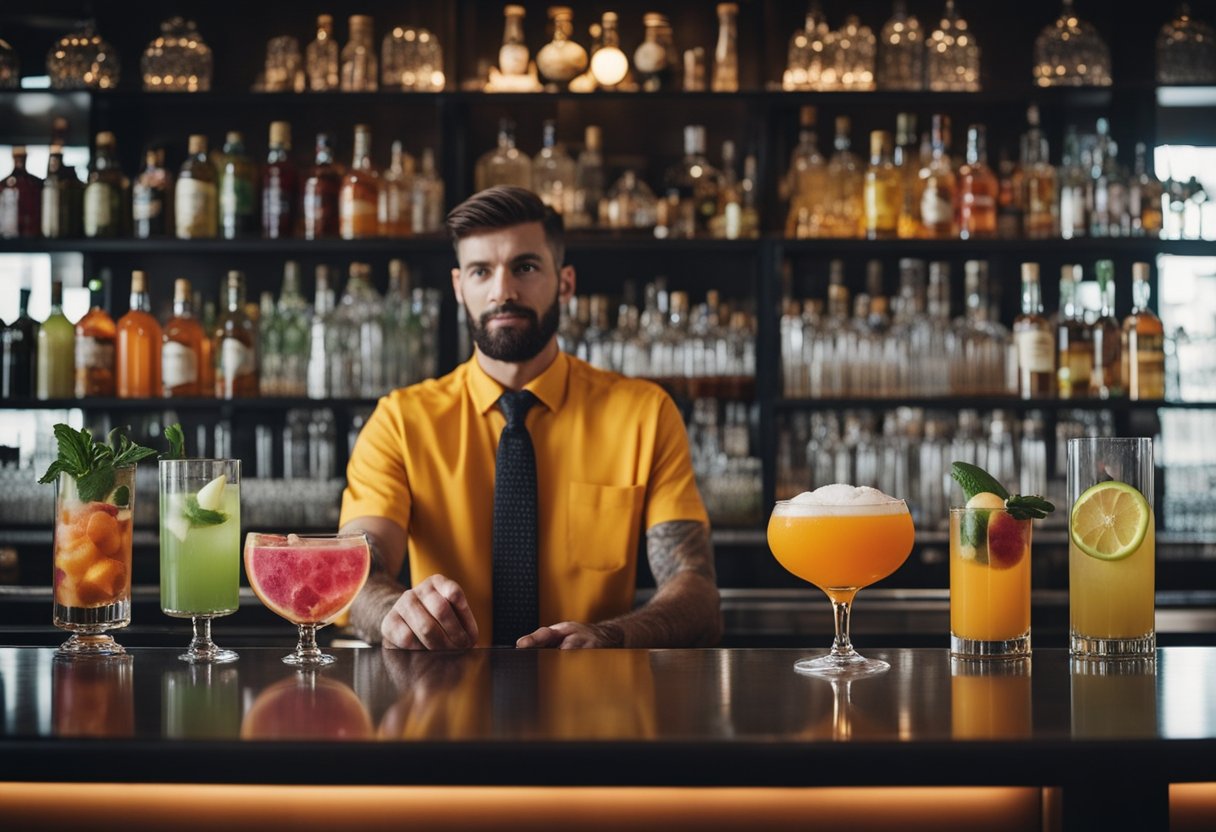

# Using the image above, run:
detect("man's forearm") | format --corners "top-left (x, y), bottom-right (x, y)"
top-left (596, 571), bottom-right (722, 648)
top-left (349, 572), bottom-right (405, 644)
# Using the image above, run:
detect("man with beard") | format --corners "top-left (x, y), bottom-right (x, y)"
top-left (340, 186), bottom-right (721, 649)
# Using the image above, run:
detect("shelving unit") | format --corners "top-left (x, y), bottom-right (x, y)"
top-left (3, 0), bottom-right (1215, 597)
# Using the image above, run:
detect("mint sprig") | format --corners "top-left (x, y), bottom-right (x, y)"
top-left (38, 424), bottom-right (156, 503)
top-left (1005, 494), bottom-right (1056, 522)
top-left (184, 495), bottom-right (228, 527)
top-left (162, 423), bottom-right (186, 460)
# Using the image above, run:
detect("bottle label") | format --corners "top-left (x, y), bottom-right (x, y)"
top-left (175, 179), bottom-right (217, 238)
top-left (921, 186), bottom-right (953, 227)
top-left (220, 175), bottom-right (254, 222)
top-left (84, 184), bottom-right (114, 236)
top-left (133, 185), bottom-right (164, 221)
top-left (1016, 330), bottom-right (1055, 373)
top-left (41, 189), bottom-right (61, 237)
top-left (75, 336), bottom-right (115, 371)
top-left (220, 337), bottom-right (253, 378)
top-left (340, 192), bottom-right (377, 237)
top-left (162, 341), bottom-right (199, 389)
top-left (0, 191), bottom-right (17, 237)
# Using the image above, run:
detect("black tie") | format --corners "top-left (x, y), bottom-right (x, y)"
top-left (492, 389), bottom-right (539, 646)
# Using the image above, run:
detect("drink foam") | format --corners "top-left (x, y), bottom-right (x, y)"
top-left (776, 484), bottom-right (908, 516)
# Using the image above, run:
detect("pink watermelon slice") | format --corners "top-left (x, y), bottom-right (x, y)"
top-left (245, 540), bottom-right (370, 625)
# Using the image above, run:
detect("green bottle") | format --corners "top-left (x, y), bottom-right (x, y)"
top-left (36, 279), bottom-right (76, 399)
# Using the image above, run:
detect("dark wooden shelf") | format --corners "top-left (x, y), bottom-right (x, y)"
top-left (774, 397), bottom-right (1212, 412)
top-left (0, 396), bottom-right (381, 411)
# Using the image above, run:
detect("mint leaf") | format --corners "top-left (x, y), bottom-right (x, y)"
top-left (162, 423), bottom-right (186, 460)
top-left (37, 460), bottom-right (66, 486)
top-left (38, 424), bottom-right (92, 483)
top-left (112, 485), bottom-right (130, 507)
top-left (185, 495), bottom-right (228, 527)
top-left (1006, 494), bottom-right (1056, 522)
top-left (76, 465), bottom-right (116, 504)
top-left (39, 423), bottom-right (155, 499)
top-left (114, 443), bottom-right (158, 468)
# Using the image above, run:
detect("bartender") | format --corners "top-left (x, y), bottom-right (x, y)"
top-left (340, 186), bottom-right (722, 650)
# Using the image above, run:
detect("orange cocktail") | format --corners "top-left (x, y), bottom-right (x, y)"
top-left (949, 508), bottom-right (1033, 657)
top-left (768, 487), bottom-right (915, 677)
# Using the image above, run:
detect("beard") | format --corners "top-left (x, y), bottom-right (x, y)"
top-left (465, 291), bottom-right (561, 363)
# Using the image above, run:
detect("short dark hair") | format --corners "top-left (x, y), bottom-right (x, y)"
top-left (445, 186), bottom-right (566, 268)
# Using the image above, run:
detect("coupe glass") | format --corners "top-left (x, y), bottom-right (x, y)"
top-left (159, 459), bottom-right (241, 663)
top-left (52, 466), bottom-right (135, 657)
top-left (1033, 0), bottom-right (1112, 87)
top-left (244, 532), bottom-right (371, 667)
top-left (46, 23), bottom-right (120, 90)
top-left (767, 495), bottom-right (914, 676)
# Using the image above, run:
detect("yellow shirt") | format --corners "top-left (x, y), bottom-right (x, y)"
top-left (340, 352), bottom-right (708, 645)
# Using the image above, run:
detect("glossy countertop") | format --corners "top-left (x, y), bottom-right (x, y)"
top-left (1, 646), bottom-right (1215, 788)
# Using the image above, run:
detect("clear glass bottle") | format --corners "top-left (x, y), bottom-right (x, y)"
top-left (381, 26), bottom-right (444, 91)
top-left (784, 2), bottom-right (831, 91)
top-left (1058, 126), bottom-right (1089, 239)
top-left (532, 120), bottom-right (577, 216)
top-left (277, 261), bottom-right (313, 397)
top-left (116, 269), bottom-right (163, 398)
top-left (1056, 264), bottom-right (1090, 399)
top-left (664, 125), bottom-right (722, 237)
top-left (784, 106), bottom-right (828, 237)
top-left (341, 15), bottom-right (378, 91)
top-left (258, 290), bottom-right (282, 396)
top-left (84, 132), bottom-right (129, 239)
top-left (475, 118), bottom-right (532, 191)
top-left (927, 0), bottom-right (981, 91)
top-left (864, 130), bottom-right (901, 240)
top-left (307, 266), bottom-right (335, 399)
top-left (411, 148), bottom-right (444, 234)
top-left (878, 0), bottom-right (924, 91)
top-left (379, 140), bottom-right (414, 237)
top-left (36, 279), bottom-right (75, 400)
top-left (537, 6), bottom-right (588, 85)
top-left (1130, 142), bottom-right (1164, 238)
top-left (1013, 263), bottom-right (1055, 399)
top-left (958, 124), bottom-right (998, 239)
top-left (603, 170), bottom-right (658, 230)
top-left (590, 12), bottom-right (629, 88)
top-left (1023, 106), bottom-right (1058, 239)
top-left (303, 133), bottom-right (341, 239)
top-left (132, 149), bottom-right (172, 239)
top-left (306, 14), bottom-right (339, 91)
top-left (825, 116), bottom-right (864, 238)
top-left (894, 113), bottom-right (922, 239)
top-left (214, 270), bottom-right (258, 399)
top-left (1089, 259), bottom-right (1123, 399)
top-left (218, 131), bottom-right (257, 240)
top-left (830, 15), bottom-right (876, 91)
top-left (0, 147), bottom-right (42, 239)
top-left (635, 13), bottom-right (675, 92)
top-left (918, 114), bottom-right (957, 238)
top-left (571, 125), bottom-right (605, 229)
top-left (1033, 0), bottom-right (1112, 87)
top-left (341, 124), bottom-right (380, 239)
top-left (262, 121), bottom-right (297, 240)
top-left (712, 3), bottom-right (739, 92)
top-left (42, 137), bottom-right (84, 239)
top-left (499, 5), bottom-right (530, 76)
top-left (175, 134), bottom-right (217, 239)
top-left (75, 277), bottom-right (116, 398)
top-left (1122, 262), bottom-right (1165, 400)
top-left (162, 277), bottom-right (205, 398)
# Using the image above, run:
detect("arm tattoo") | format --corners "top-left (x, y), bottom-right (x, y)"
top-left (646, 520), bottom-right (716, 586)
top-left (347, 532), bottom-right (404, 644)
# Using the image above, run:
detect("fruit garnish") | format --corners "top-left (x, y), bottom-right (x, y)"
top-left (965, 492), bottom-right (1005, 509)
top-left (950, 462), bottom-right (1056, 557)
top-left (184, 495), bottom-right (228, 528)
top-left (987, 511), bottom-right (1028, 569)
top-left (1070, 480), bottom-right (1150, 561)
top-left (38, 424), bottom-right (157, 503)
top-left (950, 462), bottom-right (1009, 502)
top-left (195, 474), bottom-right (227, 512)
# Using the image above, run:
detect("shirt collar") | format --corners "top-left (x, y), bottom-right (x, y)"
top-left (466, 350), bottom-right (570, 416)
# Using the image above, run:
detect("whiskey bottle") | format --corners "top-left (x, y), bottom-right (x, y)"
top-left (132, 149), bottom-right (172, 239)
top-left (826, 116), bottom-right (863, 238)
top-left (214, 271), bottom-right (258, 399)
top-left (378, 140), bottom-right (414, 237)
top-left (894, 113), bottom-right (922, 239)
top-left (958, 125), bottom-right (997, 239)
top-left (864, 130), bottom-right (901, 240)
top-left (162, 278), bottom-right (205, 398)
top-left (218, 131), bottom-right (258, 239)
top-left (303, 133), bottom-right (342, 239)
top-left (411, 148), bottom-right (444, 234)
top-left (918, 114), bottom-right (956, 239)
top-left (571, 125), bottom-right (605, 229)
top-left (1056, 265), bottom-right (1091, 399)
top-left (262, 121), bottom-right (298, 239)
top-left (340, 124), bottom-right (380, 239)
top-left (74, 277), bottom-right (116, 398)
top-left (1089, 259), bottom-right (1123, 399)
top-left (784, 106), bottom-right (827, 237)
top-left (1023, 108), bottom-right (1058, 239)
top-left (175, 134), bottom-right (218, 239)
top-left (712, 3), bottom-right (739, 92)
top-left (116, 270), bottom-right (162, 398)
top-left (1123, 262), bottom-right (1166, 400)
top-left (83, 132), bottom-right (130, 238)
top-left (1013, 263), bottom-right (1055, 399)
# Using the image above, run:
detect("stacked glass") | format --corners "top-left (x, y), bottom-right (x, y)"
top-left (142, 18), bottom-right (213, 92)
top-left (382, 26), bottom-right (445, 91)
top-left (1033, 0), bottom-right (1112, 87)
top-left (1157, 4), bottom-right (1216, 84)
top-left (47, 23), bottom-right (121, 89)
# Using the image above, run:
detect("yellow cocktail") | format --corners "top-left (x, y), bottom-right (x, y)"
top-left (1070, 515), bottom-right (1155, 640)
top-left (768, 486), bottom-right (914, 677)
top-left (949, 508), bottom-right (1032, 658)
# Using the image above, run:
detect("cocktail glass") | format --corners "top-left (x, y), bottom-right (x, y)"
top-left (1067, 437), bottom-right (1156, 659)
top-left (52, 466), bottom-right (136, 657)
top-left (159, 459), bottom-right (241, 663)
top-left (243, 532), bottom-right (371, 667)
top-left (949, 507), bottom-right (1032, 658)
top-left (767, 496), bottom-right (915, 676)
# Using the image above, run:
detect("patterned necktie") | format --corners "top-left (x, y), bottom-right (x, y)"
top-left (492, 389), bottom-right (539, 646)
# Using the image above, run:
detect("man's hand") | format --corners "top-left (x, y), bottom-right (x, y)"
top-left (516, 621), bottom-right (624, 649)
top-left (381, 574), bottom-right (480, 650)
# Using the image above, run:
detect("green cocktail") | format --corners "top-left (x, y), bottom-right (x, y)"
top-left (159, 458), bottom-right (241, 663)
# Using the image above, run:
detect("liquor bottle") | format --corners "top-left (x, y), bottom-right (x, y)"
top-left (824, 116), bottom-right (863, 238)
top-left (378, 140), bottom-right (414, 237)
top-left (175, 134), bottom-right (218, 239)
top-left (258, 290), bottom-right (282, 396)
top-left (340, 124), bottom-right (380, 239)
top-left (162, 278), bottom-right (205, 398)
top-left (36, 280), bottom-right (75, 400)
top-left (784, 106), bottom-right (827, 237)
top-left (1090, 120), bottom-right (1129, 238)
top-left (132, 149), bottom-right (172, 239)
top-left (306, 15), bottom-right (339, 92)
top-left (499, 5), bottom-right (530, 76)
top-left (341, 15), bottom-right (378, 92)
top-left (572, 125), bottom-right (605, 229)
top-left (958, 125), bottom-right (997, 239)
top-left (1123, 262), bottom-right (1166, 400)
top-left (307, 266), bottom-right (335, 399)
top-left (74, 277), bottom-right (116, 398)
top-left (0, 147), bottom-right (43, 239)
top-left (713, 139), bottom-right (743, 239)
top-left (262, 121), bottom-right (298, 239)
top-left (741, 152), bottom-right (760, 238)
top-left (1056, 265), bottom-right (1090, 399)
top-left (83, 132), bottom-right (129, 239)
top-left (532, 119), bottom-right (577, 216)
top-left (1023, 107), bottom-right (1058, 239)
top-left (1, 288), bottom-right (36, 398)
top-left (411, 148), bottom-right (444, 234)
top-left (42, 144), bottom-right (84, 239)
top-left (116, 270), bottom-right (162, 398)
top-left (303, 133), bottom-right (342, 240)
top-left (1089, 260), bottom-right (1123, 399)
top-left (199, 298), bottom-right (216, 397)
top-left (589, 13), bottom-right (630, 89)
top-left (214, 271), bottom-right (258, 399)
top-left (665, 125), bottom-right (722, 237)
top-left (1130, 143), bottom-right (1164, 238)
top-left (277, 261), bottom-right (312, 397)
top-left (864, 130), bottom-right (901, 240)
top-left (918, 114), bottom-right (956, 239)
top-left (893, 113), bottom-right (922, 239)
top-left (1013, 263), bottom-right (1055, 399)
top-left (474, 118), bottom-right (531, 192)
top-left (218, 131), bottom-right (257, 239)
top-left (634, 13), bottom-right (674, 92)
top-left (1058, 126), bottom-right (1088, 239)
top-left (537, 6), bottom-right (588, 86)
top-left (712, 2), bottom-right (739, 92)
top-left (996, 151), bottom-right (1024, 239)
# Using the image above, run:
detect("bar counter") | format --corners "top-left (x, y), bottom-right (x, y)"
top-left (2, 646), bottom-right (1215, 831)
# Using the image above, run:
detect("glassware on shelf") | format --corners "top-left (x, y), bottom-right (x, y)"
top-left (712, 2), bottom-right (739, 92)
top-left (570, 125), bottom-right (604, 229)
top-left (532, 119), bottom-right (577, 216)
top-left (537, 6), bottom-right (588, 86)
top-left (0, 34), bottom-right (19, 88)
top-left (486, 5), bottom-right (543, 91)
top-left (784, 2), bottom-right (831, 91)
top-left (878, 0), bottom-right (925, 91)
top-left (142, 17), bottom-right (212, 92)
top-left (379, 140), bottom-right (414, 237)
top-left (634, 13), bottom-right (676, 92)
top-left (1033, 0), bottom-right (1112, 87)
top-left (927, 0), bottom-right (980, 92)
top-left (411, 148), bottom-right (444, 233)
top-left (827, 15), bottom-right (876, 91)
top-left (341, 15), bottom-right (378, 91)
top-left (475, 118), bottom-right (532, 191)
top-left (306, 15), bottom-right (340, 91)
top-left (47, 23), bottom-right (121, 90)
top-left (381, 26), bottom-right (444, 91)
top-left (603, 170), bottom-right (658, 230)
top-left (590, 12), bottom-right (630, 88)
top-left (262, 35), bottom-right (303, 93)
top-left (1156, 4), bottom-right (1216, 84)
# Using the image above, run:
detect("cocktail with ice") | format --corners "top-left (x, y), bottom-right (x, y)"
top-left (767, 484), bottom-right (915, 676)
top-left (244, 532), bottom-right (371, 667)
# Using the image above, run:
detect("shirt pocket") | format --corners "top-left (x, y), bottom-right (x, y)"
top-left (567, 482), bottom-right (646, 572)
